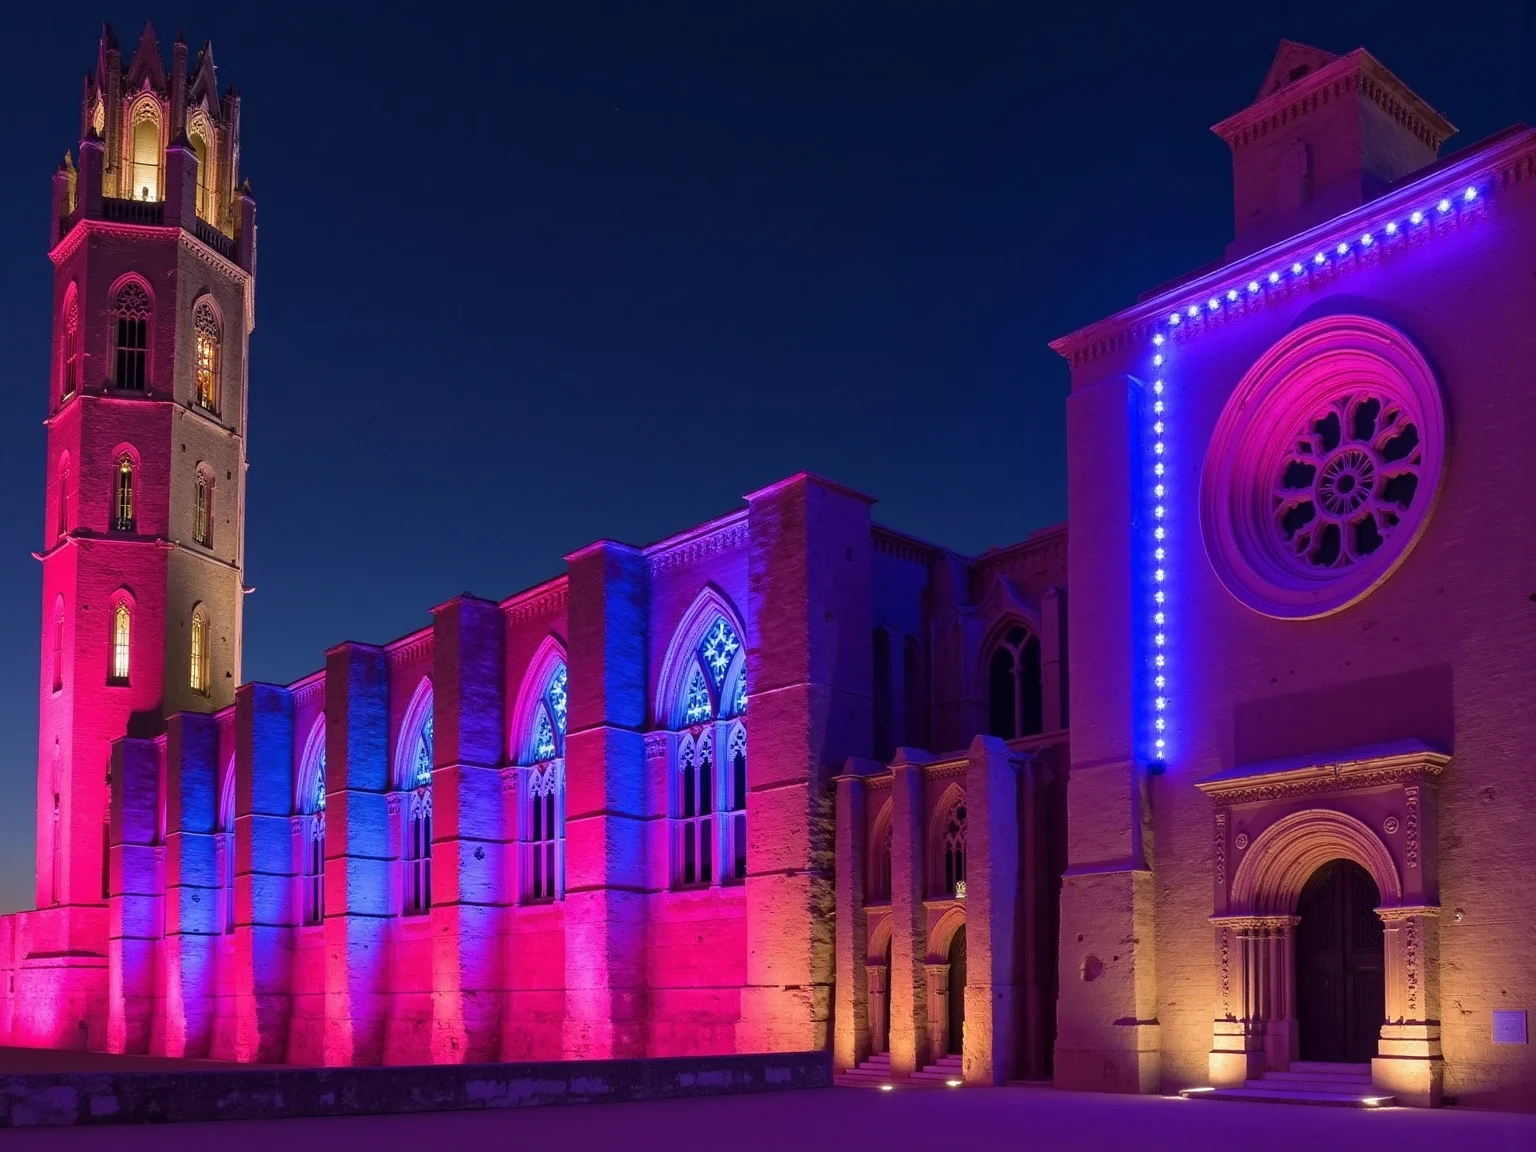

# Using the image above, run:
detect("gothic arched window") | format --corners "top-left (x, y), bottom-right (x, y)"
top-left (187, 115), bottom-right (214, 221)
top-left (113, 454), bottom-right (135, 532)
top-left (189, 607), bottom-right (210, 696)
top-left (109, 601), bottom-right (131, 684)
top-left (299, 719), bottom-right (326, 925)
top-left (193, 468), bottom-right (212, 547)
top-left (56, 454), bottom-right (70, 541)
top-left (869, 820), bottom-right (893, 903)
top-left (520, 659), bottom-right (568, 901)
top-left (129, 100), bottom-right (161, 201)
top-left (52, 598), bottom-right (65, 692)
top-left (987, 625), bottom-right (1043, 740)
top-left (193, 300), bottom-right (220, 412)
top-left (60, 288), bottom-right (81, 402)
top-left (667, 609), bottom-right (748, 887)
top-left (400, 683), bottom-right (434, 915)
top-left (938, 795), bottom-right (967, 898)
top-left (112, 283), bottom-right (150, 390)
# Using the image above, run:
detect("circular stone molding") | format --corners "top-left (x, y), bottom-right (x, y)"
top-left (1201, 315), bottom-right (1446, 619)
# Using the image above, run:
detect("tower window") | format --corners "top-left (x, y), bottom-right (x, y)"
top-left (56, 456), bottom-right (70, 541)
top-left (112, 284), bottom-right (150, 390)
top-left (113, 455), bottom-right (135, 532)
top-left (189, 609), bottom-right (210, 696)
top-left (60, 291), bottom-right (81, 402)
top-left (188, 118), bottom-right (214, 222)
top-left (109, 602), bottom-right (131, 684)
top-left (193, 470), bottom-right (212, 546)
top-left (129, 101), bottom-right (161, 201)
top-left (193, 301), bottom-right (220, 412)
top-left (52, 603), bottom-right (65, 692)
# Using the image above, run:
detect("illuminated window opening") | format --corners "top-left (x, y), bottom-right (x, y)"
top-left (129, 101), bottom-right (160, 201)
top-left (110, 602), bottom-right (131, 684)
top-left (113, 455), bottom-right (135, 532)
top-left (402, 698), bottom-right (433, 916)
top-left (193, 471), bottom-right (212, 547)
top-left (189, 610), bottom-right (210, 696)
top-left (193, 301), bottom-right (220, 411)
top-left (60, 291), bottom-right (81, 402)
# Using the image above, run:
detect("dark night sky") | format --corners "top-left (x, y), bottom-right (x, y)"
top-left (0, 3), bottom-right (1527, 910)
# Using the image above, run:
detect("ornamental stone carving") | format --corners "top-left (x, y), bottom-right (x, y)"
top-left (1201, 315), bottom-right (1446, 619)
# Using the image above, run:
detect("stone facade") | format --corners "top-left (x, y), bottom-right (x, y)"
top-left (1053, 42), bottom-right (1536, 1110)
top-left (1, 29), bottom-right (1534, 1115)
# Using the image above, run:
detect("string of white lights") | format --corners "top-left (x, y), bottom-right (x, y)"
top-left (1143, 182), bottom-right (1480, 771)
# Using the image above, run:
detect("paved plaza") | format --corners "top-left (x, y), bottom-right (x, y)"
top-left (6, 1085), bottom-right (1534, 1151)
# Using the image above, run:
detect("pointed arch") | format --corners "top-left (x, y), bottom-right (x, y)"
top-left (394, 676), bottom-right (434, 791)
top-left (510, 634), bottom-right (569, 764)
top-left (297, 716), bottom-right (327, 925)
top-left (55, 451), bottom-right (71, 541)
top-left (127, 95), bottom-right (162, 201)
top-left (193, 463), bottom-right (214, 547)
top-left (219, 754), bottom-right (236, 934)
top-left (185, 110), bottom-right (216, 221)
top-left (868, 799), bottom-right (894, 902)
top-left (1230, 808), bottom-right (1402, 916)
top-left (297, 715), bottom-right (327, 816)
top-left (218, 754), bottom-right (236, 832)
top-left (51, 594), bottom-right (66, 692)
top-left (107, 589), bottom-right (135, 685)
top-left (654, 584), bottom-right (747, 729)
top-left (928, 904), bottom-right (967, 962)
top-left (982, 615), bottom-right (1043, 740)
top-left (108, 275), bottom-right (153, 391)
top-left (188, 603), bottom-right (211, 696)
top-left (59, 283), bottom-right (81, 403)
top-left (927, 784), bottom-right (967, 898)
top-left (192, 296), bottom-right (221, 412)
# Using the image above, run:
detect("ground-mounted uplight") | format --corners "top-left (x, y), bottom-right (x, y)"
top-left (1362, 1096), bottom-right (1389, 1107)
top-left (1140, 178), bottom-right (1482, 775)
top-left (946, 1079), bottom-right (962, 1088)
top-left (879, 1084), bottom-right (894, 1092)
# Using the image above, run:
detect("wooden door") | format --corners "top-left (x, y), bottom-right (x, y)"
top-left (1295, 859), bottom-right (1384, 1063)
top-left (948, 926), bottom-right (967, 1056)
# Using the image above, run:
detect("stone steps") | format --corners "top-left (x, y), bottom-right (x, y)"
top-left (1182, 1062), bottom-right (1394, 1107)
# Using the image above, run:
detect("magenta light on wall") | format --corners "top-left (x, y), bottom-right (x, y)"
top-left (1144, 181), bottom-right (1481, 772)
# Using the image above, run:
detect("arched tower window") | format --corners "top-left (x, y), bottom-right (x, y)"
top-left (129, 100), bottom-right (161, 201)
top-left (189, 607), bottom-right (210, 696)
top-left (519, 658), bottom-right (568, 902)
top-left (60, 288), bottom-right (81, 402)
top-left (112, 283), bottom-right (150, 391)
top-left (398, 681), bottom-right (434, 915)
top-left (193, 467), bottom-right (213, 547)
top-left (56, 454), bottom-right (70, 542)
top-left (109, 601), bottom-right (131, 684)
top-left (299, 719), bottom-right (326, 925)
top-left (869, 805), bottom-right (893, 903)
top-left (987, 625), bottom-right (1043, 740)
top-left (52, 598), bottom-right (66, 692)
top-left (665, 608), bottom-right (748, 887)
top-left (193, 300), bottom-right (220, 412)
top-left (187, 114), bottom-right (214, 221)
top-left (113, 455), bottom-right (135, 532)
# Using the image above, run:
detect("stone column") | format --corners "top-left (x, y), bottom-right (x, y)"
top-left (1373, 906), bottom-right (1443, 1107)
top-left (833, 761), bottom-right (874, 1071)
top-left (232, 683), bottom-right (296, 1064)
top-left (963, 734), bottom-right (1020, 1084)
top-left (429, 596), bottom-right (508, 1064)
top-left (1055, 375), bottom-right (1160, 1094)
top-left (320, 644), bottom-right (392, 1066)
top-left (1208, 915), bottom-right (1297, 1086)
top-left (107, 738), bottom-right (162, 1055)
top-left (563, 541), bottom-right (649, 1059)
top-left (738, 474), bottom-right (875, 1054)
top-left (159, 714), bottom-right (221, 1057)
top-left (887, 750), bottom-right (931, 1074)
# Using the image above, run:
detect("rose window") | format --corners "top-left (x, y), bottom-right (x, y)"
top-left (1201, 316), bottom-right (1445, 619)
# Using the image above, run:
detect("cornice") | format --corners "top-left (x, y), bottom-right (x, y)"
top-left (290, 673), bottom-right (325, 711)
top-left (503, 579), bottom-right (569, 625)
top-left (646, 514), bottom-right (748, 574)
top-left (1197, 743), bottom-right (1450, 807)
top-left (872, 524), bottom-right (938, 565)
top-left (1051, 126), bottom-right (1536, 369)
top-left (386, 629), bottom-right (433, 671)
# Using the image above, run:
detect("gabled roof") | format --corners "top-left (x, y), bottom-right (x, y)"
top-left (1255, 40), bottom-right (1337, 101)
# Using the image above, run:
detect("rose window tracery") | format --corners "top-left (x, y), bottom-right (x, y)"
top-left (1201, 316), bottom-right (1445, 619)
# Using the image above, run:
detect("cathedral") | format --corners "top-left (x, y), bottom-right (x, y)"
top-left (0, 27), bottom-right (1532, 1113)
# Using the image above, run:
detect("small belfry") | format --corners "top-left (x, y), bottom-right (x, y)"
top-left (24, 22), bottom-right (255, 1048)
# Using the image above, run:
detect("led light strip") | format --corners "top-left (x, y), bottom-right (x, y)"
top-left (1142, 182), bottom-right (1481, 770)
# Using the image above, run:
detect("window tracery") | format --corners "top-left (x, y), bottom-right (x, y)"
top-left (113, 454), bottom-right (135, 532)
top-left (300, 722), bottom-right (326, 925)
top-left (112, 284), bottom-right (150, 390)
top-left (193, 301), bottom-right (220, 412)
top-left (987, 625), bottom-right (1042, 740)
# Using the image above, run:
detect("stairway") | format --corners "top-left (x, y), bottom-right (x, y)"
top-left (1181, 1062), bottom-right (1394, 1107)
top-left (835, 1052), bottom-right (894, 1087)
top-left (910, 1053), bottom-right (965, 1086)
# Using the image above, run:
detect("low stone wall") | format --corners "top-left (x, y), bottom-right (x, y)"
top-left (0, 1050), bottom-right (831, 1127)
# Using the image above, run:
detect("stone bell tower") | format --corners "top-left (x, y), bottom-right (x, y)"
top-left (19, 22), bottom-right (256, 1047)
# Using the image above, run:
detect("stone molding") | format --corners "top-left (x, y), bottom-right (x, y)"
top-left (645, 515), bottom-right (748, 574)
top-left (504, 581), bottom-right (568, 624)
top-left (1196, 742), bottom-right (1448, 808)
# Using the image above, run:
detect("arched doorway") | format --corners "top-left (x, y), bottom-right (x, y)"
top-left (879, 939), bottom-right (892, 1053)
top-left (947, 926), bottom-right (967, 1055)
top-left (1295, 858), bottom-right (1384, 1063)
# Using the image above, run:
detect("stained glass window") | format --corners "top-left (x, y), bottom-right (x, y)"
top-left (533, 709), bottom-right (557, 762)
top-left (684, 665), bottom-right (712, 723)
top-left (110, 602), bottom-right (131, 683)
top-left (314, 745), bottom-right (327, 812)
top-left (701, 618), bottom-right (740, 686)
top-left (413, 712), bottom-right (433, 787)
top-left (732, 671), bottom-right (748, 716)
top-left (549, 663), bottom-right (568, 735)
